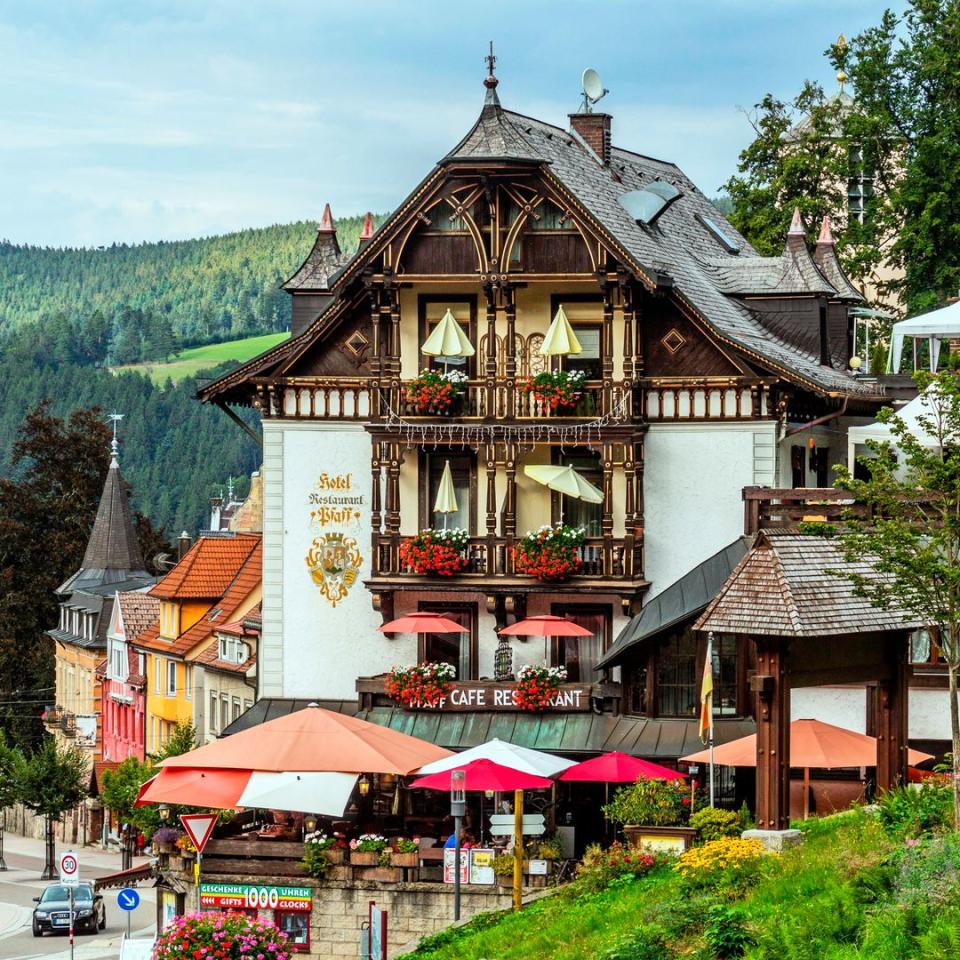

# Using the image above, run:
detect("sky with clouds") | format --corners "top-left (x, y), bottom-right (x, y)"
top-left (0, 0), bottom-right (905, 248)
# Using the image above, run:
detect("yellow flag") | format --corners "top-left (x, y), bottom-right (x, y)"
top-left (699, 635), bottom-right (714, 744)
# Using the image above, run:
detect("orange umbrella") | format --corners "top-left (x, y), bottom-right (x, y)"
top-left (498, 615), bottom-right (592, 638)
top-left (680, 718), bottom-right (934, 819)
top-left (160, 703), bottom-right (452, 775)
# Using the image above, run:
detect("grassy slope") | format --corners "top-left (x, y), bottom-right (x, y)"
top-left (112, 331), bottom-right (288, 383)
top-left (405, 812), bottom-right (908, 960)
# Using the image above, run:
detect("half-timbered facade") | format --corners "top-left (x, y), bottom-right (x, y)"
top-left (200, 64), bottom-right (885, 751)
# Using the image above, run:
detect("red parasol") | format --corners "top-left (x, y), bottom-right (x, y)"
top-left (410, 758), bottom-right (553, 792)
top-left (498, 615), bottom-right (592, 637)
top-left (559, 751), bottom-right (687, 783)
top-left (378, 611), bottom-right (466, 634)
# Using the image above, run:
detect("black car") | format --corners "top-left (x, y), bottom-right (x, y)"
top-left (32, 882), bottom-right (106, 936)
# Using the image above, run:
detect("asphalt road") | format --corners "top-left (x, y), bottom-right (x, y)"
top-left (0, 847), bottom-right (156, 960)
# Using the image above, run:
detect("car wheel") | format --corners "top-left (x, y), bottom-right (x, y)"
top-left (32, 920), bottom-right (41, 938)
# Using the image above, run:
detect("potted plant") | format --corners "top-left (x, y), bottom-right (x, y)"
top-left (349, 834), bottom-right (389, 866)
top-left (404, 369), bottom-right (468, 415)
top-left (603, 778), bottom-right (697, 854)
top-left (513, 524), bottom-right (586, 582)
top-left (520, 369), bottom-right (586, 412)
top-left (492, 852), bottom-right (518, 889)
top-left (176, 833), bottom-right (197, 860)
top-left (153, 910), bottom-right (291, 960)
top-left (300, 842), bottom-right (331, 880)
top-left (531, 834), bottom-right (564, 861)
top-left (514, 665), bottom-right (568, 712)
top-left (151, 826), bottom-right (181, 855)
top-left (384, 662), bottom-right (456, 709)
top-left (398, 528), bottom-right (469, 576)
top-left (304, 831), bottom-right (347, 864)
top-left (390, 837), bottom-right (420, 868)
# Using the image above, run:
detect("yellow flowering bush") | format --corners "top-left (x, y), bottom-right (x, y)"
top-left (673, 836), bottom-right (767, 889)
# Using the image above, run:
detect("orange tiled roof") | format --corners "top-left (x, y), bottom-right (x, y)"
top-left (136, 539), bottom-right (262, 658)
top-left (150, 534), bottom-right (261, 600)
top-left (195, 634), bottom-right (258, 675)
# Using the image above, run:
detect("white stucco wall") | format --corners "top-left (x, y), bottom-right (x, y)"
top-left (261, 422), bottom-right (415, 699)
top-left (643, 422), bottom-right (777, 596)
top-left (909, 688), bottom-right (954, 741)
top-left (791, 685), bottom-right (867, 733)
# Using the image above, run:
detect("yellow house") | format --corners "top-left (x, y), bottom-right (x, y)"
top-left (132, 533), bottom-right (261, 754)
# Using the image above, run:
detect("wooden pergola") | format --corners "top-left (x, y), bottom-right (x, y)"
top-left (695, 531), bottom-right (919, 830)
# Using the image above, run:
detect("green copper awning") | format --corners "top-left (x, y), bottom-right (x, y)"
top-left (354, 707), bottom-right (754, 760)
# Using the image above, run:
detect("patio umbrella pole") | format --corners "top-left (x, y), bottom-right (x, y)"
top-left (513, 789), bottom-right (523, 912)
top-left (803, 767), bottom-right (810, 820)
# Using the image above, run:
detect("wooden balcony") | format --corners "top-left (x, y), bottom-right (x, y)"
top-left (368, 533), bottom-right (647, 600)
top-left (640, 377), bottom-right (775, 421)
top-left (743, 487), bottom-right (869, 535)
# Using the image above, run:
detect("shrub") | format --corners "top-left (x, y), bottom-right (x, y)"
top-left (877, 781), bottom-right (954, 839)
top-left (154, 911), bottom-right (290, 960)
top-left (894, 834), bottom-right (960, 908)
top-left (576, 842), bottom-right (657, 892)
top-left (300, 842), bottom-right (330, 879)
top-left (673, 837), bottom-right (766, 890)
top-left (689, 807), bottom-right (741, 842)
top-left (602, 923), bottom-right (669, 960)
top-left (603, 777), bottom-right (690, 827)
top-left (492, 853), bottom-right (517, 877)
top-left (703, 904), bottom-right (753, 959)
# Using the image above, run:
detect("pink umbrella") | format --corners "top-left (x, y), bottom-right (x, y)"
top-left (499, 615), bottom-right (592, 662)
top-left (410, 758), bottom-right (553, 792)
top-left (378, 611), bottom-right (465, 634)
top-left (559, 751), bottom-right (687, 783)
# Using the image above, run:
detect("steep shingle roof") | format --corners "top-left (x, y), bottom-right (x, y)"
top-left (117, 591), bottom-right (159, 644)
top-left (149, 534), bottom-right (261, 600)
top-left (694, 531), bottom-right (920, 637)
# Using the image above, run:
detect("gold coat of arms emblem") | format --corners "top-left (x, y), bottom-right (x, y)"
top-left (305, 532), bottom-right (362, 607)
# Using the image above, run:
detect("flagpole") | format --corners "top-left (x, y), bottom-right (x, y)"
top-left (707, 632), bottom-right (715, 808)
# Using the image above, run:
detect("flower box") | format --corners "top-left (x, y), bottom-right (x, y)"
top-left (495, 874), bottom-right (514, 889)
top-left (390, 851), bottom-right (419, 868)
top-left (350, 851), bottom-right (380, 866)
top-left (168, 855), bottom-right (186, 872)
top-left (521, 370), bottom-right (586, 411)
top-left (324, 847), bottom-right (345, 865)
top-left (624, 824), bottom-right (698, 855)
top-left (404, 369), bottom-right (467, 415)
top-left (354, 866), bottom-right (403, 882)
top-left (153, 842), bottom-right (175, 854)
top-left (514, 524), bottom-right (586, 583)
top-left (326, 865), bottom-right (352, 880)
top-left (398, 529), bottom-right (469, 576)
top-left (514, 665), bottom-right (568, 712)
top-left (385, 662), bottom-right (456, 708)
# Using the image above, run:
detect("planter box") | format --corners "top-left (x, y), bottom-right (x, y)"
top-left (354, 866), bottom-right (403, 882)
top-left (349, 851), bottom-right (381, 866)
top-left (322, 847), bottom-right (346, 865)
top-left (390, 851), bottom-right (419, 868)
top-left (624, 825), bottom-right (698, 854)
top-left (495, 875), bottom-right (514, 888)
top-left (325, 865), bottom-right (352, 881)
top-left (154, 842), bottom-right (175, 854)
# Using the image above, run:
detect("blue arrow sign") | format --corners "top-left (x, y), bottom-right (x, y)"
top-left (117, 888), bottom-right (140, 911)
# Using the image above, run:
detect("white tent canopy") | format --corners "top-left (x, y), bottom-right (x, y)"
top-left (847, 387), bottom-right (948, 468)
top-left (415, 738), bottom-right (576, 778)
top-left (889, 300), bottom-right (960, 373)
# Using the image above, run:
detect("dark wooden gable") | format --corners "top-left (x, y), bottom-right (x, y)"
top-left (645, 297), bottom-right (750, 377)
top-left (283, 297), bottom-right (374, 377)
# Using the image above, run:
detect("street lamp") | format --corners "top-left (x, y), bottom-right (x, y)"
top-left (358, 775), bottom-right (370, 797)
top-left (451, 769), bottom-right (466, 922)
top-left (303, 814), bottom-right (318, 834)
top-left (158, 804), bottom-right (171, 822)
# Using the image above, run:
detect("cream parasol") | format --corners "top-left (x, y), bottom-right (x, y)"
top-left (524, 464), bottom-right (602, 521)
top-left (539, 305), bottom-right (582, 369)
top-left (433, 460), bottom-right (459, 529)
top-left (421, 309), bottom-right (475, 374)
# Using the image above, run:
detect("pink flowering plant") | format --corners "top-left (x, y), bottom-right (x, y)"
top-left (350, 833), bottom-right (388, 853)
top-left (153, 911), bottom-right (290, 960)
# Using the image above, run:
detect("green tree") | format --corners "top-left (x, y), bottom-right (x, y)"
top-left (832, 371), bottom-right (960, 824)
top-left (14, 739), bottom-right (87, 878)
top-left (836, 1), bottom-right (960, 314)
top-left (725, 81), bottom-right (849, 259)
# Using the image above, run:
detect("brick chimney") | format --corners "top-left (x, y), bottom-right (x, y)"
top-left (569, 112), bottom-right (612, 165)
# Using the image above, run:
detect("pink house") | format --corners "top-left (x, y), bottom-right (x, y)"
top-left (100, 591), bottom-right (158, 762)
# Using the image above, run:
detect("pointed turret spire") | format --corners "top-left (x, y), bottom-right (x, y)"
top-left (817, 215), bottom-right (835, 246)
top-left (788, 207), bottom-right (805, 236)
top-left (318, 202), bottom-right (336, 234)
top-left (359, 211), bottom-right (375, 243)
top-left (483, 40), bottom-right (501, 110)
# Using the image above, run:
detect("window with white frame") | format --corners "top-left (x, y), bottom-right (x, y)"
top-left (209, 692), bottom-right (219, 735)
top-left (185, 665), bottom-right (192, 701)
top-left (220, 695), bottom-right (230, 733)
top-left (155, 658), bottom-right (161, 694)
top-left (111, 641), bottom-right (126, 682)
top-left (217, 635), bottom-right (248, 664)
top-left (166, 660), bottom-right (177, 697)
top-left (232, 697), bottom-right (241, 722)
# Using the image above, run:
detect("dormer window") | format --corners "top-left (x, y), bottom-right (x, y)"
top-left (159, 602), bottom-right (180, 641)
top-left (218, 635), bottom-right (249, 664)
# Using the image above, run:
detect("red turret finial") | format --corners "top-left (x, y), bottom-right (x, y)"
top-left (359, 212), bottom-right (374, 241)
top-left (484, 40), bottom-right (498, 90)
top-left (817, 215), bottom-right (835, 245)
top-left (788, 207), bottom-right (804, 236)
top-left (318, 203), bottom-right (335, 234)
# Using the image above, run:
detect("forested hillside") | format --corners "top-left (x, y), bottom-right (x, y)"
top-left (0, 214), bottom-right (384, 536)
top-left (0, 214), bottom-right (376, 363)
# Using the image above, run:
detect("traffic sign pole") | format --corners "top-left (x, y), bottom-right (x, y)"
top-left (512, 790), bottom-right (523, 912)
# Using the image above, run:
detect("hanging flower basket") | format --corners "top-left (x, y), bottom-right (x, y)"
top-left (513, 525), bottom-right (586, 582)
top-left (398, 529), bottom-right (469, 576)
top-left (385, 662), bottom-right (456, 708)
top-left (520, 370), bottom-right (586, 411)
top-left (404, 369), bottom-right (468, 415)
top-left (514, 665), bottom-right (568, 712)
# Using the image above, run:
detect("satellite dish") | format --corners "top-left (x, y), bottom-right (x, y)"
top-left (581, 68), bottom-right (609, 112)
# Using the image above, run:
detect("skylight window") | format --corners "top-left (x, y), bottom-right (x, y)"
top-left (618, 180), bottom-right (682, 225)
top-left (696, 212), bottom-right (741, 254)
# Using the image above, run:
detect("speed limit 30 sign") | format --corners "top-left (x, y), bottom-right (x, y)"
top-left (59, 851), bottom-right (80, 886)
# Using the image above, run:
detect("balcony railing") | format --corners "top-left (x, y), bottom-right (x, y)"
top-left (262, 377), bottom-right (636, 422)
top-left (641, 377), bottom-right (775, 421)
top-left (372, 533), bottom-right (643, 585)
top-left (743, 487), bottom-right (870, 535)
